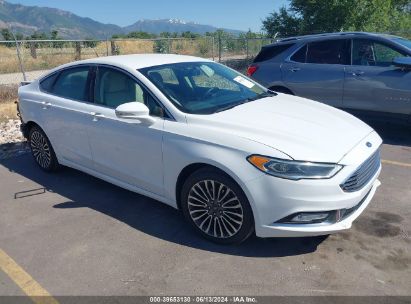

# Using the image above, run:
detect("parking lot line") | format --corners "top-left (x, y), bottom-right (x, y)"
top-left (0, 249), bottom-right (59, 304)
top-left (382, 159), bottom-right (411, 168)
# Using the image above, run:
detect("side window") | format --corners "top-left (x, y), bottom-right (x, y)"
top-left (40, 72), bottom-right (59, 93)
top-left (94, 67), bottom-right (164, 117)
top-left (352, 39), bottom-right (406, 67)
top-left (290, 44), bottom-right (307, 63)
top-left (306, 39), bottom-right (350, 65)
top-left (51, 67), bottom-right (90, 101)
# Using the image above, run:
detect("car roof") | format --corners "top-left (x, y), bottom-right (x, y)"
top-left (54, 54), bottom-right (212, 71)
top-left (272, 32), bottom-right (400, 45)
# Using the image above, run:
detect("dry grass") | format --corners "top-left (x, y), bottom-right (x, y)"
top-left (0, 39), bottom-right (216, 74)
top-left (0, 44), bottom-right (107, 73)
top-left (0, 40), bottom-right (156, 73)
top-left (0, 85), bottom-right (18, 103)
top-left (0, 85), bottom-right (18, 122)
top-left (0, 102), bottom-right (18, 122)
top-left (114, 40), bottom-right (154, 54)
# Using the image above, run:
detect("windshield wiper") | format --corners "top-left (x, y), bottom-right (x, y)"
top-left (213, 99), bottom-right (253, 113)
top-left (213, 91), bottom-right (277, 113)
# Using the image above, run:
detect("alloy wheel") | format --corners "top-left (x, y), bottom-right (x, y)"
top-left (30, 130), bottom-right (52, 169)
top-left (187, 180), bottom-right (244, 239)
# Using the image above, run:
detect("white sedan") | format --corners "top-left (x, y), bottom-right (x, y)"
top-left (18, 54), bottom-right (382, 244)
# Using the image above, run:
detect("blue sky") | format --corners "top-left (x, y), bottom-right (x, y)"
top-left (7, 0), bottom-right (288, 32)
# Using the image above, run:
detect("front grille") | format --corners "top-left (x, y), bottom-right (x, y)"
top-left (340, 150), bottom-right (381, 192)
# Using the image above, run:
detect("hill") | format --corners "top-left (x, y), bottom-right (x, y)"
top-left (0, 1), bottom-right (242, 39)
top-left (124, 19), bottom-right (242, 36)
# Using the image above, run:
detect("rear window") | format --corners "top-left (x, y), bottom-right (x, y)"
top-left (307, 39), bottom-right (350, 65)
top-left (51, 67), bottom-right (90, 101)
top-left (253, 43), bottom-right (294, 63)
top-left (291, 45), bottom-right (307, 63)
top-left (290, 40), bottom-right (350, 65)
top-left (39, 72), bottom-right (59, 93)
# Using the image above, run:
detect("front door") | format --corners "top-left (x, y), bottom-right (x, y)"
top-left (86, 66), bottom-right (166, 195)
top-left (343, 38), bottom-right (411, 115)
top-left (282, 39), bottom-right (350, 107)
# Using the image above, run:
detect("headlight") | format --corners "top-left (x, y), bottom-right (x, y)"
top-left (247, 155), bottom-right (343, 180)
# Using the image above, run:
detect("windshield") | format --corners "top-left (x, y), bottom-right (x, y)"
top-left (391, 37), bottom-right (411, 50)
top-left (139, 62), bottom-right (271, 114)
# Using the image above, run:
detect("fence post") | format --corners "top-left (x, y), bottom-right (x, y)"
top-left (218, 32), bottom-right (222, 62)
top-left (10, 31), bottom-right (27, 82)
top-left (75, 42), bottom-right (81, 60)
top-left (29, 42), bottom-right (37, 59)
top-left (111, 40), bottom-right (119, 55)
top-left (211, 36), bottom-right (215, 61)
top-left (246, 38), bottom-right (249, 60)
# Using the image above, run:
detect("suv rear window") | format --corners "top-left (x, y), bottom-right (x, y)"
top-left (253, 43), bottom-right (294, 63)
top-left (308, 40), bottom-right (350, 64)
top-left (291, 45), bottom-right (307, 63)
top-left (290, 40), bottom-right (350, 65)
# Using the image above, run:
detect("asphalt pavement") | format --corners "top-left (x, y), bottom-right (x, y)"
top-left (0, 118), bottom-right (410, 297)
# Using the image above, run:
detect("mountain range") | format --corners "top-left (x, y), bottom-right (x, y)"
top-left (0, 0), bottom-right (242, 39)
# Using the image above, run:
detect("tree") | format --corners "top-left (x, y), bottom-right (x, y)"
top-left (127, 31), bottom-right (156, 39)
top-left (1, 28), bottom-right (13, 41)
top-left (50, 30), bottom-right (59, 40)
top-left (262, 0), bottom-right (411, 37)
top-left (181, 31), bottom-right (200, 39)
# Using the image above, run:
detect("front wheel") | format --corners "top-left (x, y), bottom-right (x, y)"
top-left (28, 125), bottom-right (60, 172)
top-left (181, 168), bottom-right (254, 244)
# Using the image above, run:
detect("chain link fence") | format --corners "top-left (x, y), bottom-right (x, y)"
top-left (2, 31), bottom-right (409, 85)
top-left (0, 37), bottom-right (276, 85)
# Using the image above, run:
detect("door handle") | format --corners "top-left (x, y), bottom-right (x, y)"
top-left (91, 112), bottom-right (105, 121)
top-left (41, 101), bottom-right (51, 109)
top-left (289, 67), bottom-right (301, 72)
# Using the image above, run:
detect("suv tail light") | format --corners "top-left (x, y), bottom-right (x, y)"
top-left (247, 64), bottom-right (258, 77)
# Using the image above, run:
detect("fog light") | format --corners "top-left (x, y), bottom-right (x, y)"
top-left (278, 212), bottom-right (331, 224)
top-left (291, 213), bottom-right (330, 223)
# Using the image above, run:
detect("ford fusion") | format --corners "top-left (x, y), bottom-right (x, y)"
top-left (18, 54), bottom-right (382, 244)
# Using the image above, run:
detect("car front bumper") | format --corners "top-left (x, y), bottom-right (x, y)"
top-left (243, 132), bottom-right (382, 238)
top-left (252, 178), bottom-right (380, 237)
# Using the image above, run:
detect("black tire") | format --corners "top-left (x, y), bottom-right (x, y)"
top-left (181, 167), bottom-right (254, 244)
top-left (28, 125), bottom-right (60, 172)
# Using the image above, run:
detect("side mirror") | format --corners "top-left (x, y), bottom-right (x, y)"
top-left (393, 57), bottom-right (411, 69)
top-left (115, 102), bottom-right (156, 125)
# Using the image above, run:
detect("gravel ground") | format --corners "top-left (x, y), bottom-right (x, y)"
top-left (0, 119), bottom-right (30, 160)
top-left (0, 119), bottom-right (24, 144)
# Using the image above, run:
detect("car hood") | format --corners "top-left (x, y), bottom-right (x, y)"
top-left (186, 94), bottom-right (374, 163)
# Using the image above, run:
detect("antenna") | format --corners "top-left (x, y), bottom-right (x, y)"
top-left (8, 24), bottom-right (27, 82)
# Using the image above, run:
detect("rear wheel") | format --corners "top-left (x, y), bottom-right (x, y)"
top-left (181, 167), bottom-right (254, 244)
top-left (28, 125), bottom-right (60, 172)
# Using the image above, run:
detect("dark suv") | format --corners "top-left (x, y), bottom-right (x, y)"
top-left (248, 32), bottom-right (411, 122)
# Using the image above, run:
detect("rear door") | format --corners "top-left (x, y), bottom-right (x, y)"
top-left (40, 65), bottom-right (95, 169)
top-left (343, 38), bottom-right (411, 115)
top-left (282, 39), bottom-right (350, 107)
